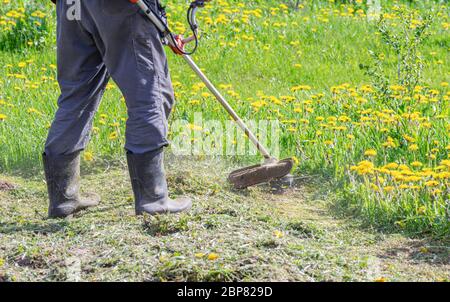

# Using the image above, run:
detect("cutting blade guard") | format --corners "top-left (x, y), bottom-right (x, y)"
top-left (228, 158), bottom-right (294, 190)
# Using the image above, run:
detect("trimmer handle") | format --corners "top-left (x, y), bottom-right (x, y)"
top-left (130, 0), bottom-right (211, 55)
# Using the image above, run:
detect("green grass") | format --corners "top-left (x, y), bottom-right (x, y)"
top-left (0, 1), bottom-right (449, 237)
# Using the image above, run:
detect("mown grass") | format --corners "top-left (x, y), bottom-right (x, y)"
top-left (0, 0), bottom-right (449, 237)
top-left (0, 159), bottom-right (448, 281)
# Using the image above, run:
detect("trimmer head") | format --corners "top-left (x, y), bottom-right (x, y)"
top-left (228, 158), bottom-right (294, 189)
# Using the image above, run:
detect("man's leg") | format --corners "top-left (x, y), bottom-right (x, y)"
top-left (44, 1), bottom-right (108, 218)
top-left (85, 0), bottom-right (191, 215)
top-left (97, 0), bottom-right (173, 154)
top-left (45, 5), bottom-right (109, 156)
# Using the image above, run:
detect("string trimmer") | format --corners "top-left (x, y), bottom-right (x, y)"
top-left (130, 0), bottom-right (294, 189)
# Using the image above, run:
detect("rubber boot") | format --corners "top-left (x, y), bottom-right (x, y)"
top-left (126, 149), bottom-right (192, 215)
top-left (43, 152), bottom-right (100, 218)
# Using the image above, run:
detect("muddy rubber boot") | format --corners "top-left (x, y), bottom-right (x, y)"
top-left (127, 149), bottom-right (192, 215)
top-left (43, 152), bottom-right (100, 218)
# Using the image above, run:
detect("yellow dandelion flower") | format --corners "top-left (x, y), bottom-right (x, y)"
top-left (440, 160), bottom-right (450, 168)
top-left (419, 247), bottom-right (429, 254)
top-left (425, 180), bottom-right (439, 187)
top-left (383, 186), bottom-right (395, 193)
top-left (408, 144), bottom-right (419, 151)
top-left (207, 253), bottom-right (219, 261)
top-left (83, 151), bottom-right (94, 162)
top-left (411, 161), bottom-right (423, 168)
top-left (364, 149), bottom-right (377, 157)
top-left (384, 163), bottom-right (399, 170)
top-left (109, 131), bottom-right (118, 140)
top-left (417, 206), bottom-right (426, 215)
top-left (274, 230), bottom-right (284, 238)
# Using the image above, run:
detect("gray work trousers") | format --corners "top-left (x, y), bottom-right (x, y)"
top-left (45, 0), bottom-right (174, 155)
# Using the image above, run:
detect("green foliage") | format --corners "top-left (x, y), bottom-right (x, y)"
top-left (0, 5), bottom-right (49, 52)
top-left (360, 6), bottom-right (434, 99)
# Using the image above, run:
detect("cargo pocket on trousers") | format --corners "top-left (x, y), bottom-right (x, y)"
top-left (131, 34), bottom-right (169, 148)
top-left (133, 37), bottom-right (155, 75)
top-left (156, 76), bottom-right (169, 138)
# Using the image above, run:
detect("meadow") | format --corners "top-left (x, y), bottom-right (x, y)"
top-left (0, 0), bottom-right (449, 241)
